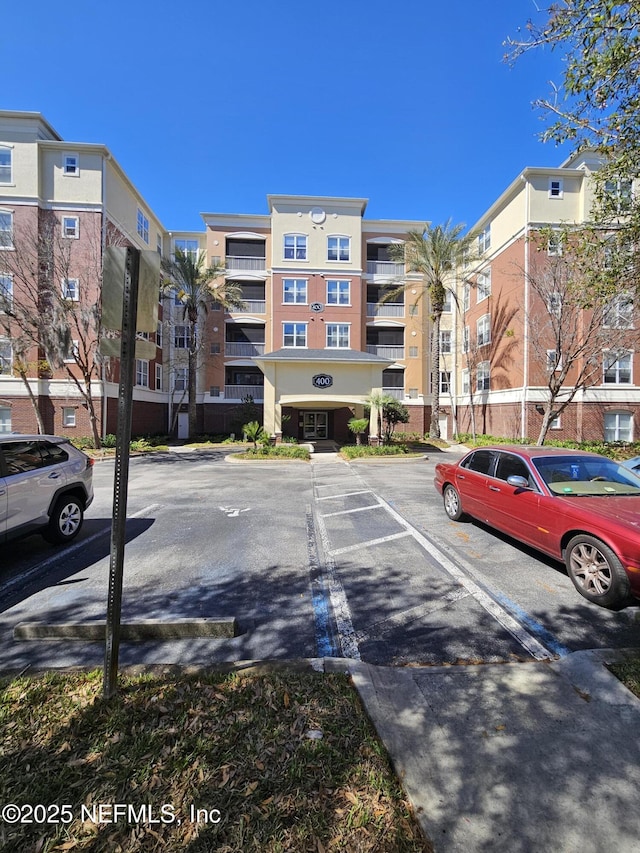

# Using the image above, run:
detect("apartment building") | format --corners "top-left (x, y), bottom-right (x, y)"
top-left (195, 196), bottom-right (426, 442)
top-left (444, 150), bottom-right (640, 443)
top-left (1, 111), bottom-right (431, 442)
top-left (0, 110), bottom-right (166, 439)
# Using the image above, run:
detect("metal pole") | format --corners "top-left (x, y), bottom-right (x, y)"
top-left (103, 246), bottom-right (140, 699)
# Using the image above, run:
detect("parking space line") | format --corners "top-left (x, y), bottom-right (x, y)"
top-left (0, 504), bottom-right (162, 600)
top-left (356, 588), bottom-right (470, 642)
top-left (329, 530), bottom-right (413, 557)
top-left (315, 490), bottom-right (371, 501)
top-left (321, 504), bottom-right (382, 518)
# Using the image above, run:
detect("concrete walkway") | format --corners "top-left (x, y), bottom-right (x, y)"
top-left (346, 649), bottom-right (640, 853)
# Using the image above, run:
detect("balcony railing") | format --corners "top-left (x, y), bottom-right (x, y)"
top-left (232, 299), bottom-right (265, 314)
top-left (366, 261), bottom-right (405, 277)
top-left (226, 255), bottom-right (266, 271)
top-left (366, 345), bottom-right (405, 359)
top-left (224, 384), bottom-right (264, 401)
top-left (366, 302), bottom-right (404, 318)
top-left (224, 341), bottom-right (266, 357)
top-left (382, 387), bottom-right (404, 400)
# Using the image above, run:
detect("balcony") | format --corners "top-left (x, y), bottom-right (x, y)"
top-left (224, 341), bottom-right (266, 357)
top-left (225, 255), bottom-right (266, 272)
top-left (224, 384), bottom-right (264, 401)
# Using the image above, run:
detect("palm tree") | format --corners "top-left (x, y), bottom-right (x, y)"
top-left (389, 220), bottom-right (476, 438)
top-left (161, 248), bottom-right (245, 438)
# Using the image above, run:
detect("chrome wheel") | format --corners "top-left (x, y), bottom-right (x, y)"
top-left (44, 497), bottom-right (84, 544)
top-left (443, 484), bottom-right (464, 521)
top-left (568, 541), bottom-right (612, 595)
top-left (565, 534), bottom-right (630, 608)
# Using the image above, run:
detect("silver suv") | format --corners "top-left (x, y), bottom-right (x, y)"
top-left (0, 435), bottom-right (94, 545)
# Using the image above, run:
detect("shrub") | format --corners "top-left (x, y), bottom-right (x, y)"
top-left (340, 444), bottom-right (410, 459)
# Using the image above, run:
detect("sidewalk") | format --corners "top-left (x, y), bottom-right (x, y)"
top-left (346, 649), bottom-right (640, 853)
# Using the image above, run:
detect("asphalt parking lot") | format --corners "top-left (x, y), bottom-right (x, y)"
top-left (1, 447), bottom-right (639, 674)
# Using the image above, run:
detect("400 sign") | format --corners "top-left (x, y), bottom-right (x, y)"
top-left (312, 374), bottom-right (333, 389)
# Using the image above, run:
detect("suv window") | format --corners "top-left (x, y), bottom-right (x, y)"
top-left (1, 440), bottom-right (69, 475)
top-left (462, 449), bottom-right (496, 475)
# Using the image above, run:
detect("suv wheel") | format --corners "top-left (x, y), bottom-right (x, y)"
top-left (43, 496), bottom-right (84, 544)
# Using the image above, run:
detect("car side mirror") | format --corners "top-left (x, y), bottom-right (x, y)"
top-left (507, 475), bottom-right (530, 490)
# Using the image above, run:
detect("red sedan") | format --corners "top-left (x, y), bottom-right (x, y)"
top-left (434, 446), bottom-right (640, 608)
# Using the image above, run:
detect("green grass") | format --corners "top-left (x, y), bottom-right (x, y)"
top-left (608, 655), bottom-right (640, 699)
top-left (0, 669), bottom-right (428, 852)
top-left (235, 446), bottom-right (310, 461)
top-left (340, 445), bottom-right (415, 460)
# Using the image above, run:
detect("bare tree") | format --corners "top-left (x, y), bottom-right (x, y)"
top-left (524, 229), bottom-right (635, 445)
top-left (0, 209), bottom-right (112, 446)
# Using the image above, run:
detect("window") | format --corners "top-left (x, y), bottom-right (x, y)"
top-left (462, 283), bottom-right (470, 313)
top-left (155, 363), bottom-right (163, 391)
top-left (284, 234), bottom-right (307, 260)
top-left (547, 232), bottom-right (563, 256)
top-left (546, 349), bottom-right (562, 372)
top-left (443, 290), bottom-right (452, 313)
top-left (439, 371), bottom-right (451, 394)
top-left (327, 236), bottom-right (350, 262)
top-left (605, 178), bottom-right (633, 213)
top-left (477, 361), bottom-right (490, 391)
top-left (604, 293), bottom-right (634, 329)
top-left (495, 453), bottom-right (533, 484)
top-left (478, 224), bottom-right (491, 254)
top-left (62, 407), bottom-right (76, 428)
top-left (0, 274), bottom-right (12, 311)
top-left (604, 351), bottom-right (632, 384)
top-left (283, 322), bottom-right (307, 347)
top-left (549, 179), bottom-right (563, 199)
top-left (462, 325), bottom-right (470, 353)
top-left (157, 234), bottom-right (163, 256)
top-left (62, 216), bottom-right (79, 239)
top-left (137, 209), bottom-right (149, 243)
top-left (326, 323), bottom-right (350, 348)
top-left (0, 210), bottom-right (13, 248)
top-left (604, 411), bottom-right (632, 442)
top-left (461, 368), bottom-right (470, 395)
top-left (477, 314), bottom-right (491, 347)
top-left (547, 292), bottom-right (562, 317)
top-left (0, 406), bottom-right (10, 434)
top-left (63, 340), bottom-right (79, 363)
top-left (462, 449), bottom-right (496, 475)
top-left (174, 367), bottom-right (187, 391)
top-left (174, 325), bottom-right (192, 349)
top-left (326, 279), bottom-right (350, 304)
top-left (440, 329), bottom-right (451, 354)
top-left (550, 414), bottom-right (562, 430)
top-left (477, 269), bottom-right (491, 301)
top-left (0, 146), bottom-right (12, 184)
top-left (135, 359), bottom-right (149, 387)
top-left (63, 154), bottom-right (79, 176)
top-left (283, 278), bottom-right (307, 304)
top-left (62, 278), bottom-right (79, 300)
top-left (156, 322), bottom-right (163, 349)
top-left (175, 238), bottom-right (198, 259)
top-left (0, 339), bottom-right (12, 374)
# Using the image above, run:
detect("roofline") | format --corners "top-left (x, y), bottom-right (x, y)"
top-left (0, 110), bottom-right (63, 140)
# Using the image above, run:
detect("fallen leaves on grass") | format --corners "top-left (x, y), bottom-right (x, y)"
top-left (0, 669), bottom-right (429, 852)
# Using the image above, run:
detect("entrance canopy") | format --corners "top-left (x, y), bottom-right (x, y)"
top-left (255, 348), bottom-right (392, 438)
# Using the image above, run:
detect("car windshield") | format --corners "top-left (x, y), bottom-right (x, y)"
top-left (532, 455), bottom-right (640, 496)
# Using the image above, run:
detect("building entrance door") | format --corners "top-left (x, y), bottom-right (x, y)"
top-left (303, 412), bottom-right (328, 440)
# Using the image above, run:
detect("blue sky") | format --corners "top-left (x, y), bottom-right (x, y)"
top-left (4, 0), bottom-right (570, 233)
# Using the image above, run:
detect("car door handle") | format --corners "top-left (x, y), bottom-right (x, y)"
top-left (488, 485), bottom-right (501, 492)
top-left (47, 472), bottom-right (61, 479)
top-left (457, 474), bottom-right (466, 480)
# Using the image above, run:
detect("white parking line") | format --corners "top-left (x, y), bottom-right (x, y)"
top-left (321, 504), bottom-right (382, 518)
top-left (329, 530), bottom-right (413, 557)
top-left (315, 490), bottom-right (371, 501)
top-left (374, 495), bottom-right (556, 660)
top-left (0, 504), bottom-right (162, 601)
